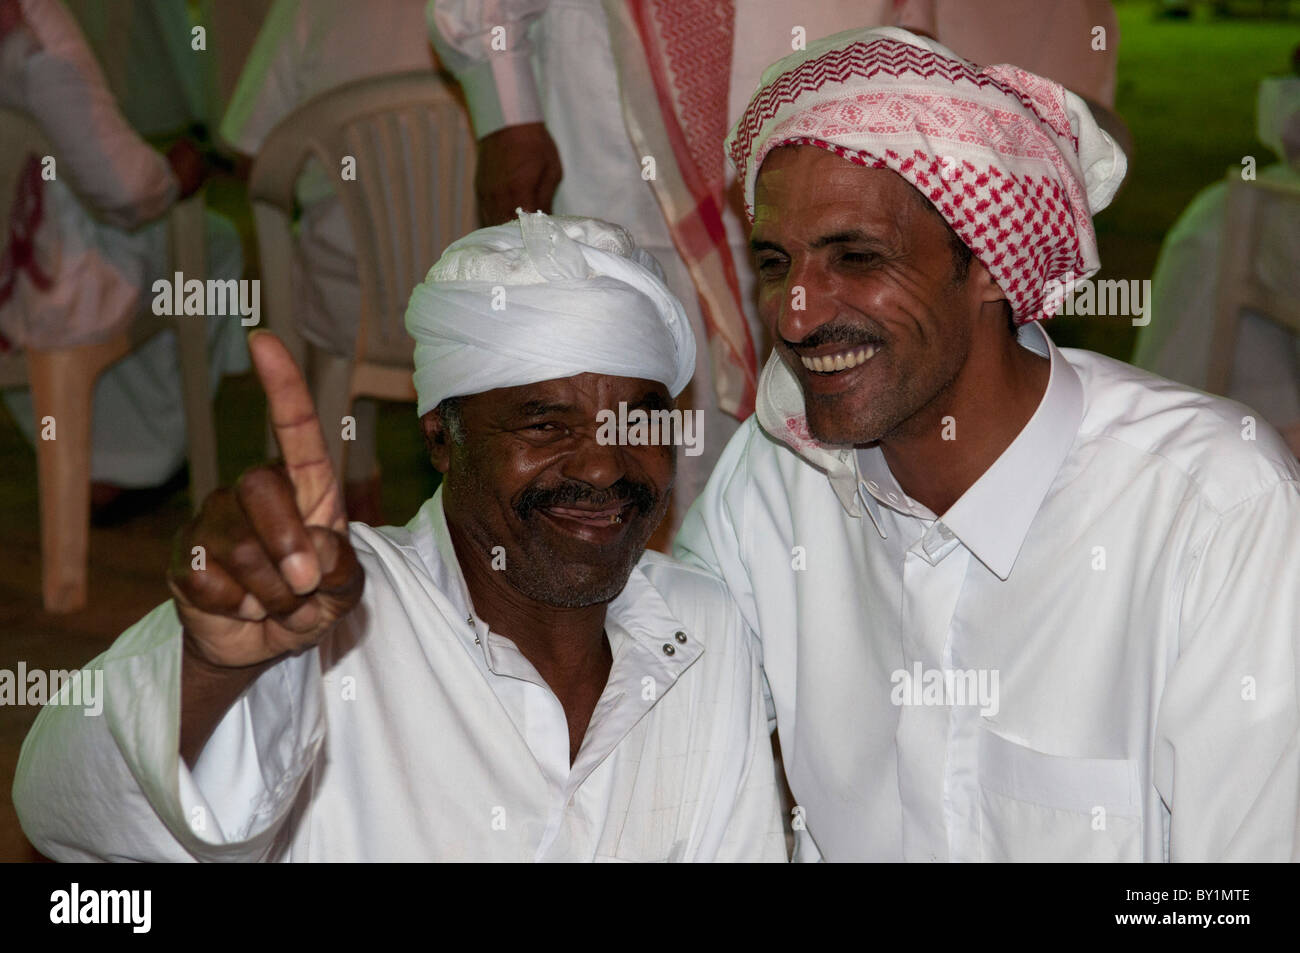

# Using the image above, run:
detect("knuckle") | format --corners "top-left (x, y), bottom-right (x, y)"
top-left (235, 463), bottom-right (288, 501)
top-left (260, 587), bottom-right (302, 616)
top-left (225, 537), bottom-right (268, 574)
top-left (175, 565), bottom-right (239, 612)
top-left (195, 486), bottom-right (236, 524)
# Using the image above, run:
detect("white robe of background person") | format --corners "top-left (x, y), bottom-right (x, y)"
top-left (427, 0), bottom-right (901, 528)
top-left (1132, 77), bottom-right (1300, 451)
top-left (13, 489), bottom-right (787, 862)
top-left (219, 0), bottom-right (439, 483)
top-left (676, 321), bottom-right (1300, 862)
top-left (0, 0), bottom-right (247, 488)
top-left (61, 0), bottom-right (215, 137)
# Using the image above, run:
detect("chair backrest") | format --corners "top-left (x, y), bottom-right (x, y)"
top-left (248, 71), bottom-right (478, 374)
top-left (1207, 175), bottom-right (1300, 394)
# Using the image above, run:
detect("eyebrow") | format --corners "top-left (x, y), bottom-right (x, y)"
top-left (630, 390), bottom-right (670, 412)
top-left (809, 229), bottom-right (878, 249)
top-left (513, 400), bottom-right (574, 418)
top-left (750, 229), bottom-right (883, 254)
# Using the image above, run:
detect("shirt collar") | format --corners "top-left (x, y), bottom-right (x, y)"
top-left (855, 321), bottom-right (1084, 579)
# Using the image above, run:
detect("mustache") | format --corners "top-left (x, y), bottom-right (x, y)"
top-left (515, 479), bottom-right (658, 520)
top-left (785, 322), bottom-right (886, 352)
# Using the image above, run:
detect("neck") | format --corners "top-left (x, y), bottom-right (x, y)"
top-left (448, 525), bottom-right (611, 675)
top-left (879, 327), bottom-right (1050, 516)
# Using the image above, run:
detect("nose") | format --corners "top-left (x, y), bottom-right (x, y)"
top-left (774, 256), bottom-right (839, 346)
top-left (561, 428), bottom-right (628, 491)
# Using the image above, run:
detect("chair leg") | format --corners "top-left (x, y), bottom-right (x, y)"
top-left (173, 319), bottom-right (218, 509)
top-left (168, 194), bottom-right (219, 511)
top-left (312, 352), bottom-right (355, 480)
top-left (26, 334), bottom-right (129, 613)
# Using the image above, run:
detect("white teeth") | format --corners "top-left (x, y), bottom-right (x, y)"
top-left (800, 346), bottom-right (877, 373)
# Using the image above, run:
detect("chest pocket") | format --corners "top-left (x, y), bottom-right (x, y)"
top-left (977, 729), bottom-right (1143, 862)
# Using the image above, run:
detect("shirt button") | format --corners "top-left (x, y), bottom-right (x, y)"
top-left (674, 631), bottom-right (687, 643)
top-left (662, 643), bottom-right (676, 656)
top-left (866, 480), bottom-right (879, 491)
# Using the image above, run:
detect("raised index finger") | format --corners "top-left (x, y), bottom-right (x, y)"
top-left (248, 330), bottom-right (346, 533)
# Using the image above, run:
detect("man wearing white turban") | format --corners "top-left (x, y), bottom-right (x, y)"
top-left (13, 212), bottom-right (786, 862)
top-left (675, 27), bottom-right (1300, 862)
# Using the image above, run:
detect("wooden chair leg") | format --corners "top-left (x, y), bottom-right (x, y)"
top-left (169, 193), bottom-right (219, 510)
top-left (26, 334), bottom-right (129, 613)
top-left (312, 351), bottom-right (354, 480)
top-left (173, 319), bottom-right (218, 507)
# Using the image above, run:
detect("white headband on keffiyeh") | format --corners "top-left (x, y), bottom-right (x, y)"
top-left (405, 211), bottom-right (695, 416)
top-left (726, 26), bottom-right (1128, 325)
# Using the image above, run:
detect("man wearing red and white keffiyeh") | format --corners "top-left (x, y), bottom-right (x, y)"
top-left (676, 27), bottom-right (1300, 862)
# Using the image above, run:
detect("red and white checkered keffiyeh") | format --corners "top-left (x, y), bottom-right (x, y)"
top-left (726, 26), bottom-right (1127, 324)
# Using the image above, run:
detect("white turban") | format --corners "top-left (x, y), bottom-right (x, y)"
top-left (405, 211), bottom-right (696, 416)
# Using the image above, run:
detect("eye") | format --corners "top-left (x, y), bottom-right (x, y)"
top-left (525, 421), bottom-right (562, 433)
top-left (755, 254), bottom-right (789, 277)
top-left (839, 251), bottom-right (876, 266)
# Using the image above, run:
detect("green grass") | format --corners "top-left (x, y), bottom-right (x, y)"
top-left (1049, 0), bottom-right (1300, 358)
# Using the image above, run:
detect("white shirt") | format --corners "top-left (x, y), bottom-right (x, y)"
top-left (218, 0), bottom-right (437, 357)
top-left (675, 322), bottom-right (1300, 862)
top-left (14, 489), bottom-right (787, 862)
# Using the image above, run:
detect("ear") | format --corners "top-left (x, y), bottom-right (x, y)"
top-left (421, 410), bottom-right (452, 474)
top-left (969, 257), bottom-right (1008, 308)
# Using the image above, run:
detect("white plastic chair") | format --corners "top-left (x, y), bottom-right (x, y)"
top-left (1207, 175), bottom-right (1300, 396)
top-left (247, 70), bottom-right (478, 476)
top-left (0, 106), bottom-right (219, 613)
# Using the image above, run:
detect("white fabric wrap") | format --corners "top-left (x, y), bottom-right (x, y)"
top-left (406, 211), bottom-right (696, 416)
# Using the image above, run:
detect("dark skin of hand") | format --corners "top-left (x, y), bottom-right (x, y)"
top-left (166, 139), bottom-right (209, 200)
top-left (170, 331), bottom-right (364, 767)
top-left (475, 122), bottom-right (563, 225)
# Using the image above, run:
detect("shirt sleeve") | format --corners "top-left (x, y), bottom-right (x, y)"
top-left (217, 0), bottom-right (305, 156)
top-left (11, 0), bottom-right (177, 229)
top-left (12, 600), bottom-right (326, 862)
top-left (690, 583), bottom-right (787, 862)
top-left (674, 420), bottom-right (761, 640)
top-left (426, 0), bottom-right (547, 138)
top-left (1154, 480), bottom-right (1300, 861)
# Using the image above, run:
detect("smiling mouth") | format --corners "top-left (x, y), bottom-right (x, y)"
top-left (539, 503), bottom-right (631, 527)
top-left (799, 345), bottom-right (877, 374)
